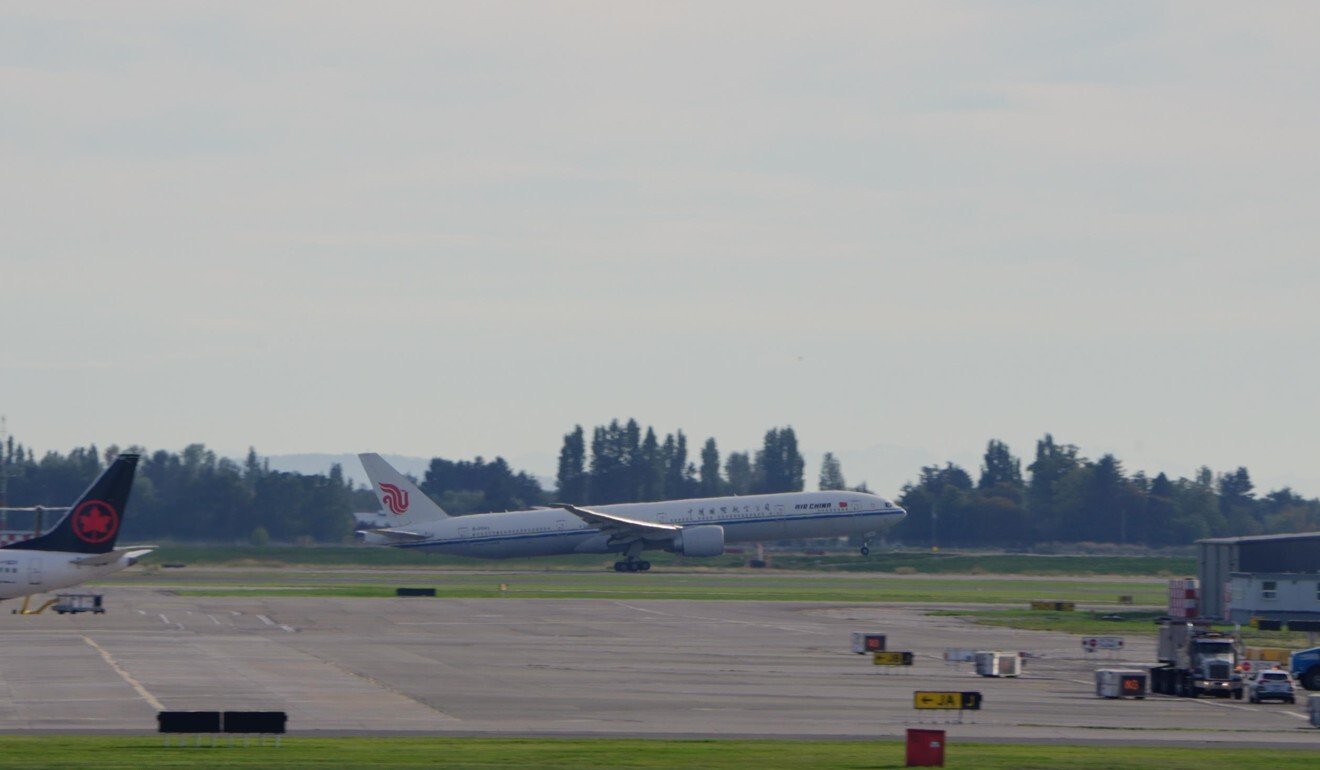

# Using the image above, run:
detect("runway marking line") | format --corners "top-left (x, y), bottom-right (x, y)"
top-left (81, 636), bottom-right (164, 712)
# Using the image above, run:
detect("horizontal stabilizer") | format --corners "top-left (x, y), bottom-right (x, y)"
top-left (358, 528), bottom-right (429, 542)
top-left (72, 546), bottom-right (156, 567)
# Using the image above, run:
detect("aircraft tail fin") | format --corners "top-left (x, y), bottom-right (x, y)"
top-left (4, 453), bottom-right (139, 555)
top-left (358, 453), bottom-right (449, 527)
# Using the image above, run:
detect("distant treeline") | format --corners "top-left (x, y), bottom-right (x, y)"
top-left (0, 440), bottom-right (370, 543)
top-left (2, 428), bottom-right (1318, 546)
top-left (891, 436), bottom-right (1320, 547)
top-left (555, 420), bottom-right (813, 505)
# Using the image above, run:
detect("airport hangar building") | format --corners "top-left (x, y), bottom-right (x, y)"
top-left (1197, 531), bottom-right (1320, 626)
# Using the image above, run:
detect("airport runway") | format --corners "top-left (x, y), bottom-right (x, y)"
top-left (0, 587), bottom-right (1314, 746)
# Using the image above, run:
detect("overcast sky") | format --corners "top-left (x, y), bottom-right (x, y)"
top-left (3, 2), bottom-right (1318, 495)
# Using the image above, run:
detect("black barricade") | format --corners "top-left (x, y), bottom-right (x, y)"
top-left (396, 587), bottom-right (437, 597)
top-left (158, 711), bottom-right (222, 734)
top-left (1289, 620), bottom-right (1320, 632)
top-left (223, 711), bottom-right (287, 734)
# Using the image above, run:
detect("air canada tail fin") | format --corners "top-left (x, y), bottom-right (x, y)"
top-left (5, 453), bottom-right (139, 554)
top-left (358, 453), bottom-right (449, 527)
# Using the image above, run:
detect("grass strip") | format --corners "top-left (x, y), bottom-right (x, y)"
top-left (0, 736), bottom-right (1309, 770)
top-left (167, 574), bottom-right (1167, 605)
top-left (930, 608), bottom-right (1318, 647)
top-left (143, 546), bottom-right (1195, 576)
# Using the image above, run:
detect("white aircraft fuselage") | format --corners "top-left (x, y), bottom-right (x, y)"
top-left (362, 490), bottom-right (905, 559)
top-left (0, 550), bottom-right (148, 600)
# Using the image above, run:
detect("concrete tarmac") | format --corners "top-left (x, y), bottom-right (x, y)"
top-left (0, 587), bottom-right (1315, 746)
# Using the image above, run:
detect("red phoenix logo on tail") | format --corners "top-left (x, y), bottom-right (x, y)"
top-left (72, 500), bottom-right (119, 544)
top-left (379, 483), bottom-right (410, 515)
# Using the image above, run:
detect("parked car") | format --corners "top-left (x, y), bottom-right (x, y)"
top-left (1247, 669), bottom-right (1297, 704)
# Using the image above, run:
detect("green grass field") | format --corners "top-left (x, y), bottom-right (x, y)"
top-left (0, 737), bottom-right (1310, 770)
top-left (142, 545), bottom-right (1195, 577)
top-left (929, 608), bottom-right (1317, 647)
top-left (929, 608), bottom-right (1165, 636)
top-left (154, 569), bottom-right (1168, 605)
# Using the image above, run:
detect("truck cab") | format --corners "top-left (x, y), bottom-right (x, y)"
top-left (1150, 620), bottom-right (1244, 699)
top-left (1290, 647), bottom-right (1320, 691)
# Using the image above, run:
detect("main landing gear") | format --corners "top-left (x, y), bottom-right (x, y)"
top-left (613, 542), bottom-right (650, 573)
top-left (860, 539), bottom-right (871, 557)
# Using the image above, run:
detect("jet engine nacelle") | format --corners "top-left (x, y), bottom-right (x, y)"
top-left (672, 525), bottom-right (724, 557)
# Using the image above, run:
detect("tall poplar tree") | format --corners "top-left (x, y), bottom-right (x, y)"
top-left (699, 438), bottom-right (723, 497)
top-left (818, 452), bottom-right (847, 490)
top-left (556, 425), bottom-right (587, 502)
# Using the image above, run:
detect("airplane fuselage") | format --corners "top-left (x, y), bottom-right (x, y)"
top-left (365, 490), bottom-right (904, 558)
top-left (0, 550), bottom-right (143, 600)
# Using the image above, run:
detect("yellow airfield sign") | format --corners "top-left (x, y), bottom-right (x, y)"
top-left (913, 691), bottom-right (982, 710)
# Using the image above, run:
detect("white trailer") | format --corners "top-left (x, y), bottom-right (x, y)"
top-left (974, 651), bottom-right (1020, 677)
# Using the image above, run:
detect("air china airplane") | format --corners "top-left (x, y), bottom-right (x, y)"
top-left (0, 453), bottom-right (153, 606)
top-left (358, 453), bottom-right (906, 571)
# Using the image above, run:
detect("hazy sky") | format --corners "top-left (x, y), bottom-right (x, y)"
top-left (3, 2), bottom-right (1318, 495)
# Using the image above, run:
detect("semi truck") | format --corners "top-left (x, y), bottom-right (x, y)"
top-left (1291, 647), bottom-right (1320, 691)
top-left (1149, 620), bottom-right (1244, 699)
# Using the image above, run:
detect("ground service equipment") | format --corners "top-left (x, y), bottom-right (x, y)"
top-left (1149, 620), bottom-right (1243, 699)
top-left (1290, 647), bottom-right (1320, 691)
top-left (851, 633), bottom-right (886, 654)
top-left (974, 651), bottom-right (1020, 677)
top-left (1094, 669), bottom-right (1147, 699)
top-left (53, 594), bottom-right (104, 614)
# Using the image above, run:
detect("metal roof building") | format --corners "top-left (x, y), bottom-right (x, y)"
top-left (1197, 531), bottom-right (1320, 620)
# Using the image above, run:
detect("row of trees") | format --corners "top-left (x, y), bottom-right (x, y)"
top-left (891, 435), bottom-right (1320, 547)
top-left (3, 430), bottom-right (1319, 547)
top-left (554, 420), bottom-right (806, 505)
top-left (0, 439), bottom-right (369, 543)
top-left (420, 456), bottom-right (545, 514)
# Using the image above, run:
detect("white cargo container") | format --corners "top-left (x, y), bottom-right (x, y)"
top-left (1095, 668), bottom-right (1147, 699)
top-left (1309, 694), bottom-right (1320, 728)
top-left (974, 651), bottom-right (1020, 677)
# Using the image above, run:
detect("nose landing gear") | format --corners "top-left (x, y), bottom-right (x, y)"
top-left (860, 540), bottom-right (871, 557)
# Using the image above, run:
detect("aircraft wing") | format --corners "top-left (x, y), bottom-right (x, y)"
top-left (551, 503), bottom-right (679, 538)
top-left (360, 528), bottom-right (430, 542)
top-left (72, 546), bottom-right (156, 567)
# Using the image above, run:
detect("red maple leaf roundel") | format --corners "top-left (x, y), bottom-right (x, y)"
top-left (72, 500), bottom-right (119, 544)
